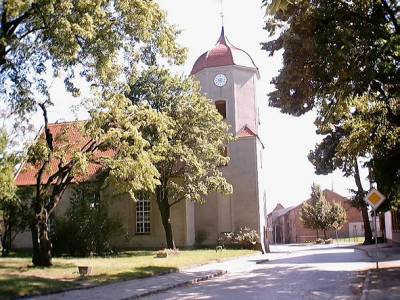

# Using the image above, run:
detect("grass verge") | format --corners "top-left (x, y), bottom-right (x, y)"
top-left (0, 249), bottom-right (256, 299)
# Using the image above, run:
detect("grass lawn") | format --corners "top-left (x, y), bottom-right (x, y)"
top-left (0, 249), bottom-right (257, 299)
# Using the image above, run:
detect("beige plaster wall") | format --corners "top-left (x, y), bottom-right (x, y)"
top-left (194, 137), bottom-right (261, 245)
top-left (193, 65), bottom-right (264, 247)
top-left (12, 185), bottom-right (75, 249)
top-left (13, 185), bottom-right (192, 250)
top-left (106, 191), bottom-right (189, 249)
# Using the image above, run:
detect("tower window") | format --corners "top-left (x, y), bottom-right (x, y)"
top-left (215, 100), bottom-right (226, 119)
top-left (136, 196), bottom-right (151, 234)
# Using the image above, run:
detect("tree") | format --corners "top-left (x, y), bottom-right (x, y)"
top-left (26, 96), bottom-right (169, 266)
top-left (0, 129), bottom-right (17, 255)
top-left (0, 129), bottom-right (30, 256)
top-left (327, 201), bottom-right (347, 232)
top-left (262, 0), bottom-right (399, 210)
top-left (308, 124), bottom-right (373, 244)
top-left (300, 184), bottom-right (347, 239)
top-left (127, 67), bottom-right (233, 249)
top-left (4, 1), bottom-right (186, 266)
top-left (51, 182), bottom-right (122, 257)
top-left (0, 0), bottom-right (185, 116)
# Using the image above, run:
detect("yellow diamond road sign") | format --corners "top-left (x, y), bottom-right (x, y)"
top-left (365, 188), bottom-right (385, 209)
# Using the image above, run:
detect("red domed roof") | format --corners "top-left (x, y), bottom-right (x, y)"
top-left (191, 27), bottom-right (259, 75)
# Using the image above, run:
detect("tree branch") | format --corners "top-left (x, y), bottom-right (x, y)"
top-left (380, 0), bottom-right (400, 35)
top-left (38, 102), bottom-right (53, 151)
top-left (18, 26), bottom-right (45, 41)
top-left (169, 195), bottom-right (184, 207)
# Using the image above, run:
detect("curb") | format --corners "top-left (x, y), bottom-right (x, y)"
top-left (360, 270), bottom-right (371, 300)
top-left (354, 246), bottom-right (373, 258)
top-left (121, 269), bottom-right (227, 300)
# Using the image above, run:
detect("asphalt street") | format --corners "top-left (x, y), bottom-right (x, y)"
top-left (143, 245), bottom-right (375, 300)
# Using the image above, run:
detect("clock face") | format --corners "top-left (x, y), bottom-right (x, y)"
top-left (214, 74), bottom-right (227, 87)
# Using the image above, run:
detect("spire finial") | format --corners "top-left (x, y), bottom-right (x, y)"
top-left (219, 0), bottom-right (224, 27)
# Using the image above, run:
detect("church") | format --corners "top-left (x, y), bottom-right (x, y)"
top-left (14, 27), bottom-right (267, 251)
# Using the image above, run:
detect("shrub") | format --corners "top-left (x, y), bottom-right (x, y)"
top-left (324, 238), bottom-right (333, 244)
top-left (155, 248), bottom-right (180, 258)
top-left (51, 183), bottom-right (122, 256)
top-left (217, 227), bottom-right (259, 249)
top-left (315, 238), bottom-right (324, 244)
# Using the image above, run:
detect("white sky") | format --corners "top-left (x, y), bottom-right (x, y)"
top-left (27, 0), bottom-right (367, 213)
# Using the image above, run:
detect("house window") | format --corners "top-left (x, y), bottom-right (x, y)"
top-left (136, 197), bottom-right (151, 234)
top-left (215, 100), bottom-right (226, 119)
top-left (392, 210), bottom-right (400, 232)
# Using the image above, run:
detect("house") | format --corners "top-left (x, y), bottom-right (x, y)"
top-left (267, 190), bottom-right (363, 244)
top-left (13, 27), bottom-right (268, 251)
top-left (384, 210), bottom-right (400, 245)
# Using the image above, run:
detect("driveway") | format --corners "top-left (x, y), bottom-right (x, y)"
top-left (143, 245), bottom-right (374, 300)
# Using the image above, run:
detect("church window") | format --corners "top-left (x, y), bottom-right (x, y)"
top-left (215, 100), bottom-right (226, 119)
top-left (136, 196), bottom-right (151, 234)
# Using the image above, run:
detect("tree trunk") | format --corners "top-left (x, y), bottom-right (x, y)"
top-left (361, 203), bottom-right (373, 244)
top-left (353, 160), bottom-right (373, 245)
top-left (323, 229), bottom-right (327, 240)
top-left (316, 229), bottom-right (319, 239)
top-left (1, 219), bottom-right (10, 257)
top-left (31, 209), bottom-right (52, 267)
top-left (1, 212), bottom-right (13, 256)
top-left (156, 186), bottom-right (176, 249)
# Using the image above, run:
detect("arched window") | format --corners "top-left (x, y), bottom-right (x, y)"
top-left (215, 100), bottom-right (226, 119)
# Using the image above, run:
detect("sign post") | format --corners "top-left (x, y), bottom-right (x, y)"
top-left (364, 188), bottom-right (386, 270)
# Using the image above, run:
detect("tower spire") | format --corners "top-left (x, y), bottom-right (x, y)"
top-left (219, 0), bottom-right (224, 27)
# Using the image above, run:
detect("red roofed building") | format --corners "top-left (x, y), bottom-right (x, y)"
top-left (13, 26), bottom-right (268, 250)
top-left (267, 190), bottom-right (364, 244)
top-left (15, 122), bottom-right (112, 187)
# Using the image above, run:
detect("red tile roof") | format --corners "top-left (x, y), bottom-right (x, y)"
top-left (237, 125), bottom-right (257, 138)
top-left (191, 27), bottom-right (258, 75)
top-left (15, 121), bottom-right (113, 186)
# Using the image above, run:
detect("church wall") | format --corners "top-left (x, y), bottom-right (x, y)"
top-left (233, 67), bottom-right (258, 134)
top-left (13, 185), bottom-right (190, 250)
top-left (193, 67), bottom-right (237, 135)
top-left (193, 65), bottom-right (264, 247)
top-left (228, 137), bottom-right (260, 233)
top-left (12, 185), bottom-right (75, 249)
top-left (194, 191), bottom-right (219, 245)
top-left (194, 136), bottom-right (261, 246)
top-left (99, 191), bottom-right (188, 249)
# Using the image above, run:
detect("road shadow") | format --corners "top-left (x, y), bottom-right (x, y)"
top-left (257, 250), bottom-right (371, 265)
top-left (151, 265), bottom-right (361, 300)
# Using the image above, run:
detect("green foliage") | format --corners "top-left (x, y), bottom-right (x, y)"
top-left (85, 95), bottom-right (171, 195)
top-left (126, 67), bottom-right (233, 248)
top-left (0, 129), bottom-right (30, 256)
top-left (327, 201), bottom-right (347, 231)
top-left (263, 0), bottom-right (400, 207)
top-left (1, 0), bottom-right (186, 116)
top-left (217, 227), bottom-right (260, 249)
top-left (0, 130), bottom-right (17, 201)
top-left (300, 184), bottom-right (330, 232)
top-left (300, 184), bottom-right (347, 236)
top-left (128, 67), bottom-right (233, 202)
top-left (51, 183), bottom-right (121, 257)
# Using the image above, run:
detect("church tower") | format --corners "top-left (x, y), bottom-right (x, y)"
top-left (191, 27), bottom-right (267, 250)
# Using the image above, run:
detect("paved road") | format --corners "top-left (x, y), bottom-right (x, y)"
top-left (143, 245), bottom-right (374, 300)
